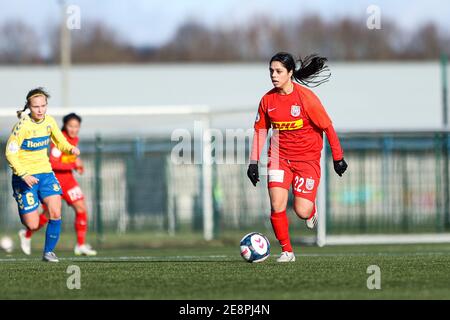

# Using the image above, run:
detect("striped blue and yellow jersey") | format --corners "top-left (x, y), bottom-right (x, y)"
top-left (5, 114), bottom-right (75, 177)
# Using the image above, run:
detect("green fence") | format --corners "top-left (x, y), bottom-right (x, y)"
top-left (1, 131), bottom-right (450, 238)
top-left (326, 131), bottom-right (450, 234)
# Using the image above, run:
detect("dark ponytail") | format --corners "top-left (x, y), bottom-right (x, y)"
top-left (293, 54), bottom-right (330, 87)
top-left (17, 87), bottom-right (50, 118)
top-left (270, 52), bottom-right (331, 88)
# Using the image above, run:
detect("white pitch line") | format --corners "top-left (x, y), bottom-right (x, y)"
top-left (1, 252), bottom-right (450, 262)
top-left (300, 251), bottom-right (450, 257)
top-left (0, 255), bottom-right (230, 262)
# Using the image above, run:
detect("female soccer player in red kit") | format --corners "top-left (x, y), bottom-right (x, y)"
top-left (19, 113), bottom-right (97, 256)
top-left (247, 52), bottom-right (347, 262)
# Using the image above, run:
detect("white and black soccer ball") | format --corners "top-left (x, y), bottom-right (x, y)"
top-left (239, 232), bottom-right (270, 263)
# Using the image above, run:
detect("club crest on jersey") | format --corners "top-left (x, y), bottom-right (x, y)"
top-left (306, 178), bottom-right (315, 191)
top-left (53, 184), bottom-right (61, 192)
top-left (7, 141), bottom-right (19, 154)
top-left (291, 105), bottom-right (301, 117)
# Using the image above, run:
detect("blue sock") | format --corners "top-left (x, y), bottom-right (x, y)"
top-left (44, 219), bottom-right (61, 254)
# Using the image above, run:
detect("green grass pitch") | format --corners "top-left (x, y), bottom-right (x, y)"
top-left (1, 233), bottom-right (450, 299)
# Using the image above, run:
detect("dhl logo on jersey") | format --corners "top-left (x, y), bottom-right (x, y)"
top-left (272, 119), bottom-right (303, 131)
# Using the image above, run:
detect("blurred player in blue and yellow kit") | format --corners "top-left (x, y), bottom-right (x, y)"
top-left (18, 113), bottom-right (97, 257)
top-left (5, 87), bottom-right (80, 262)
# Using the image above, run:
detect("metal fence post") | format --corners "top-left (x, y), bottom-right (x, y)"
top-left (359, 150), bottom-right (367, 233)
top-left (442, 54), bottom-right (448, 127)
top-left (442, 55), bottom-right (450, 230)
top-left (165, 155), bottom-right (176, 236)
top-left (444, 132), bottom-right (450, 231)
top-left (401, 150), bottom-right (409, 233)
top-left (381, 136), bottom-right (392, 231)
top-left (435, 133), bottom-right (443, 232)
top-left (95, 134), bottom-right (103, 244)
top-left (212, 162), bottom-right (222, 238)
top-left (201, 115), bottom-right (214, 241)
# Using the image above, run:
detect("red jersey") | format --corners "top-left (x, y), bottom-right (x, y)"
top-left (49, 130), bottom-right (79, 175)
top-left (251, 82), bottom-right (343, 162)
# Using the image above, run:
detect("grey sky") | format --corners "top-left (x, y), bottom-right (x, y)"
top-left (1, 0), bottom-right (450, 47)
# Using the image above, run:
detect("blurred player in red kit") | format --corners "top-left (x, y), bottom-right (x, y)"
top-left (19, 113), bottom-right (97, 256)
top-left (247, 52), bottom-right (347, 262)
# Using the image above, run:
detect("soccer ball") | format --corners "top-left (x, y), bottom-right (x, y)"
top-left (239, 232), bottom-right (270, 263)
top-left (1, 236), bottom-right (13, 253)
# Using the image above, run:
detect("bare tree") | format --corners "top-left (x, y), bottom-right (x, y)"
top-left (0, 21), bottom-right (41, 64)
top-left (155, 21), bottom-right (243, 62)
top-left (2, 14), bottom-right (449, 64)
top-left (403, 23), bottom-right (445, 59)
top-left (50, 20), bottom-right (136, 64)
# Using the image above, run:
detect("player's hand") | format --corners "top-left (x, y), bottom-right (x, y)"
top-left (71, 147), bottom-right (80, 156)
top-left (22, 175), bottom-right (39, 188)
top-left (76, 166), bottom-right (84, 175)
top-left (247, 162), bottom-right (259, 186)
top-left (333, 158), bottom-right (348, 177)
top-left (75, 157), bottom-right (83, 167)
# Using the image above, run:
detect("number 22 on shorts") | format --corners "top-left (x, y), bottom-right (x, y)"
top-left (294, 176), bottom-right (304, 193)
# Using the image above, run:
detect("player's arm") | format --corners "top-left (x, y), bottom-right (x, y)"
top-left (303, 91), bottom-right (348, 176)
top-left (49, 117), bottom-right (80, 156)
top-left (75, 157), bottom-right (84, 174)
top-left (323, 125), bottom-right (347, 176)
top-left (248, 99), bottom-right (270, 186)
top-left (5, 122), bottom-right (28, 178)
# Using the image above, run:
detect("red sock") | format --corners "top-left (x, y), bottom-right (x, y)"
top-left (270, 210), bottom-right (293, 252)
top-left (25, 213), bottom-right (48, 238)
top-left (308, 204), bottom-right (316, 220)
top-left (74, 212), bottom-right (87, 246)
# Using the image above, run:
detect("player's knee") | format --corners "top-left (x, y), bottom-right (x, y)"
top-left (48, 209), bottom-right (61, 220)
top-left (73, 201), bottom-right (86, 213)
top-left (26, 221), bottom-right (40, 231)
top-left (294, 205), bottom-right (312, 220)
top-left (270, 200), bottom-right (286, 213)
top-left (49, 212), bottom-right (61, 220)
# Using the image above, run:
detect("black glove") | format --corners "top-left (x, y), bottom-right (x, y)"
top-left (247, 163), bottom-right (259, 186)
top-left (333, 158), bottom-right (348, 177)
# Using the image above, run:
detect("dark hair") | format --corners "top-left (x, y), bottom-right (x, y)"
top-left (17, 87), bottom-right (51, 118)
top-left (269, 52), bottom-right (330, 88)
top-left (62, 113), bottom-right (82, 131)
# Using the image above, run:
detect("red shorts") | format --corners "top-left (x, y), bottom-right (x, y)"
top-left (267, 158), bottom-right (321, 202)
top-left (56, 173), bottom-right (84, 205)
